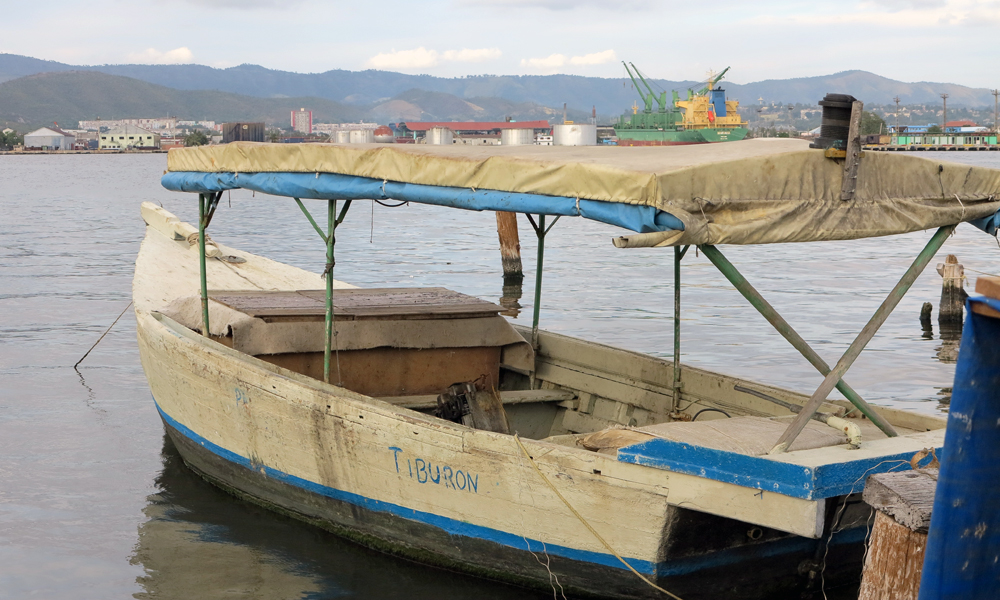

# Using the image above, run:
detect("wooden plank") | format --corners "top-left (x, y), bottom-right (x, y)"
top-left (971, 302), bottom-right (1000, 319)
top-left (211, 287), bottom-right (502, 321)
top-left (862, 469), bottom-right (938, 533)
top-left (378, 389), bottom-right (576, 411)
top-left (975, 275), bottom-right (1000, 300)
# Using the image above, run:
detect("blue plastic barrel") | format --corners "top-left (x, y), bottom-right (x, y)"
top-left (919, 296), bottom-right (1000, 598)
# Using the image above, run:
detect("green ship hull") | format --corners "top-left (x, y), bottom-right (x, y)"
top-left (615, 127), bottom-right (749, 146)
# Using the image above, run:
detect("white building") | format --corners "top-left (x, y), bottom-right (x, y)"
top-left (313, 122), bottom-right (379, 135)
top-left (80, 117), bottom-right (178, 131)
top-left (291, 108), bottom-right (312, 134)
top-left (24, 126), bottom-right (75, 150)
top-left (99, 124), bottom-right (160, 150)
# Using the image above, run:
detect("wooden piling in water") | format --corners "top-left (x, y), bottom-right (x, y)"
top-left (936, 254), bottom-right (966, 325)
top-left (858, 469), bottom-right (938, 600)
top-left (495, 211), bottom-right (523, 283)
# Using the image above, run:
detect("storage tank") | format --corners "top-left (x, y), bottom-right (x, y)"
top-left (349, 129), bottom-right (375, 144)
top-left (373, 125), bottom-right (395, 143)
top-left (500, 128), bottom-right (535, 146)
top-left (334, 130), bottom-right (351, 144)
top-left (424, 127), bottom-right (454, 145)
top-left (552, 123), bottom-right (597, 146)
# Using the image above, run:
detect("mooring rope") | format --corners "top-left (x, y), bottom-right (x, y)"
top-left (73, 301), bottom-right (133, 368)
top-left (512, 434), bottom-right (685, 600)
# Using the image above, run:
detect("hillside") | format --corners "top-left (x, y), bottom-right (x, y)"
top-left (2, 53), bottom-right (996, 115)
top-left (0, 71), bottom-right (593, 131)
top-left (0, 71), bottom-right (362, 131)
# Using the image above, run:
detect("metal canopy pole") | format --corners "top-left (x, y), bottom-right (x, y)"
top-left (526, 214), bottom-right (560, 351)
top-left (293, 198), bottom-right (352, 385)
top-left (324, 199), bottom-right (335, 384)
top-left (672, 245), bottom-right (690, 412)
top-left (699, 244), bottom-right (896, 438)
top-left (769, 225), bottom-right (956, 454)
top-left (198, 193), bottom-right (210, 337)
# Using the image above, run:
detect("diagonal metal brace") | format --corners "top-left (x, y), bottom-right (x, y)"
top-left (768, 225), bottom-right (956, 454)
top-left (699, 244), bottom-right (896, 438)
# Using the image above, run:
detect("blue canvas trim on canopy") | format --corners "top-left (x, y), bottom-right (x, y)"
top-left (161, 171), bottom-right (685, 235)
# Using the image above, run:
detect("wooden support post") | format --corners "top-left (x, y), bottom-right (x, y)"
top-left (841, 100), bottom-right (864, 201)
top-left (859, 469), bottom-right (937, 600)
top-left (495, 211), bottom-right (523, 284)
top-left (936, 254), bottom-right (966, 325)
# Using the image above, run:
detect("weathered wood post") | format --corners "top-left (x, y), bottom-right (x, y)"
top-left (919, 302), bottom-right (933, 334)
top-left (936, 254), bottom-right (965, 325)
top-left (859, 468), bottom-right (938, 600)
top-left (495, 211), bottom-right (523, 284)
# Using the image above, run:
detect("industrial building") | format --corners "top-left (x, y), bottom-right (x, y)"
top-left (99, 125), bottom-right (160, 150)
top-left (291, 109), bottom-right (313, 134)
top-left (80, 117), bottom-right (178, 131)
top-left (396, 121), bottom-right (550, 144)
top-left (24, 126), bottom-right (76, 150)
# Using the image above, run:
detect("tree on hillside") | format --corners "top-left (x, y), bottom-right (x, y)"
top-left (185, 130), bottom-right (209, 147)
top-left (861, 111), bottom-right (887, 135)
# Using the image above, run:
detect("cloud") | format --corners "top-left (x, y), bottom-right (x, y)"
top-left (521, 49), bottom-right (616, 70)
top-left (461, 0), bottom-right (658, 10)
top-left (178, 0), bottom-right (300, 7)
top-left (127, 47), bottom-right (194, 64)
top-left (569, 49), bottom-right (617, 65)
top-left (366, 47), bottom-right (501, 70)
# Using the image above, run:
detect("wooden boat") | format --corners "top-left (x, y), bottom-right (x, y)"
top-left (136, 139), bottom-right (1000, 599)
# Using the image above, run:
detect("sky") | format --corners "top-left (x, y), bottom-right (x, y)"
top-left (3, 0), bottom-right (1000, 87)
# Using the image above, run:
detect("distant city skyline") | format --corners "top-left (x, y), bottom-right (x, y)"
top-left (3, 1), bottom-right (1000, 89)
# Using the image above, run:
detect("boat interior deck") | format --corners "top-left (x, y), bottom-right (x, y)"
top-left (186, 287), bottom-right (940, 457)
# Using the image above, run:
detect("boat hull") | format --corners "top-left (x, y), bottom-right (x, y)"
top-left (137, 308), bottom-right (864, 600)
top-left (615, 128), bottom-right (749, 146)
top-left (159, 406), bottom-right (866, 600)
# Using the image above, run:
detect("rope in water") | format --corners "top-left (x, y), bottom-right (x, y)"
top-left (512, 434), bottom-right (684, 600)
top-left (73, 301), bottom-right (133, 368)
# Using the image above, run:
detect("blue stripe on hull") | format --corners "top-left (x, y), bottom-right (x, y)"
top-left (155, 399), bottom-right (866, 580)
top-left (153, 400), bottom-right (657, 575)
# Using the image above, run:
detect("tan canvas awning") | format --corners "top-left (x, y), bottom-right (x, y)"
top-left (164, 139), bottom-right (1000, 246)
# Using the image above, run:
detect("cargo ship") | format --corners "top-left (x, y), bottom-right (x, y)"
top-left (614, 63), bottom-right (749, 146)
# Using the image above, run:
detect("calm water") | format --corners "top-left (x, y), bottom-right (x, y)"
top-left (1, 151), bottom-right (999, 599)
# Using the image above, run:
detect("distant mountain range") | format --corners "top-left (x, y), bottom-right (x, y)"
top-left (0, 71), bottom-right (590, 132)
top-left (1, 53), bottom-right (995, 132)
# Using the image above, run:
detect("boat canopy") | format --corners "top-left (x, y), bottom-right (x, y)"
top-left (162, 139), bottom-right (1000, 246)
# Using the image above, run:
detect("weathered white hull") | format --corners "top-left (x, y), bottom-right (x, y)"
top-left (133, 204), bottom-right (944, 598)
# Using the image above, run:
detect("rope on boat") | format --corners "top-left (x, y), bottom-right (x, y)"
top-left (512, 434), bottom-right (685, 600)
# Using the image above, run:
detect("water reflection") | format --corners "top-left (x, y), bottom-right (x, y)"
top-left (936, 323), bottom-right (963, 364)
top-left (499, 278), bottom-right (523, 318)
top-left (132, 435), bottom-right (549, 600)
top-left (935, 387), bottom-right (953, 411)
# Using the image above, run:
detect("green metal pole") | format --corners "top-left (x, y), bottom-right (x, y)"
top-left (198, 193), bottom-right (210, 337)
top-left (770, 225), bottom-right (955, 453)
top-left (699, 244), bottom-right (896, 438)
top-left (672, 245), bottom-right (682, 411)
top-left (531, 214), bottom-right (545, 350)
top-left (324, 200), bottom-right (335, 384)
